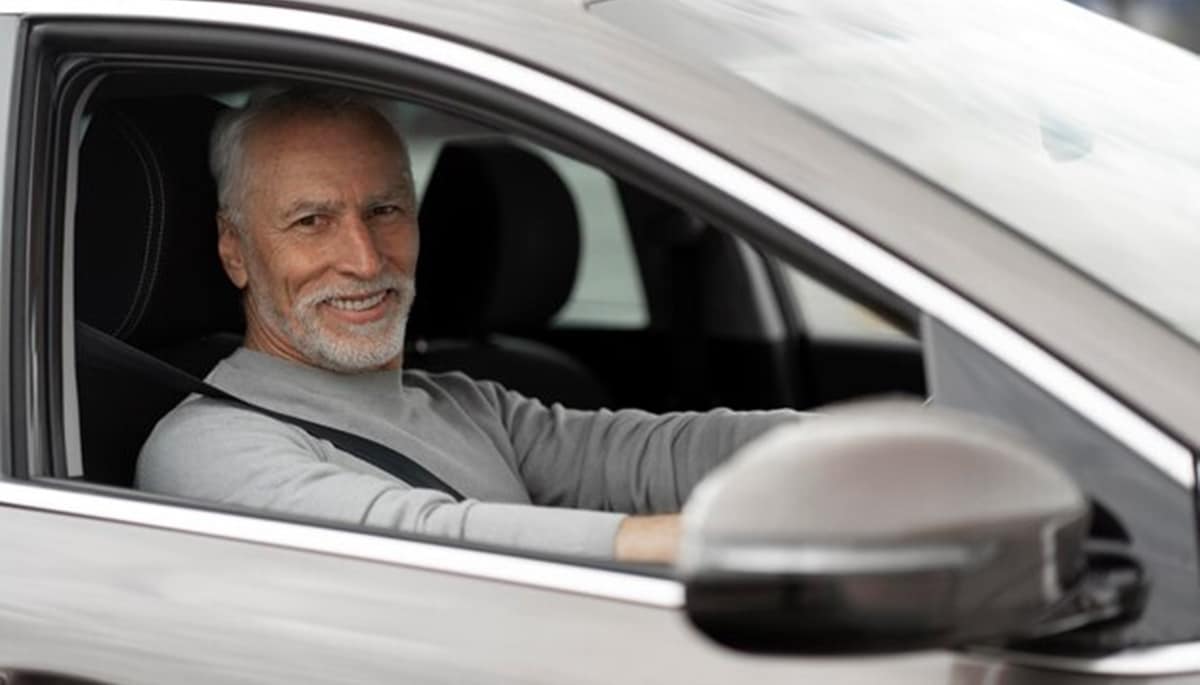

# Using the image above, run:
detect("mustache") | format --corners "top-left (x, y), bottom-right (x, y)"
top-left (296, 272), bottom-right (415, 311)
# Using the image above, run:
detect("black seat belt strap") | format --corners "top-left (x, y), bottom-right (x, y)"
top-left (77, 322), bottom-right (465, 501)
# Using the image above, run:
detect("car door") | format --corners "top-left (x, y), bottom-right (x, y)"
top-left (0, 5), bottom-right (957, 684)
top-left (1, 1), bottom-right (1198, 684)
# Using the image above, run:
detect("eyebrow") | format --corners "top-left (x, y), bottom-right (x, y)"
top-left (279, 199), bottom-right (344, 221)
top-left (364, 186), bottom-right (411, 208)
top-left (277, 185), bottom-right (413, 221)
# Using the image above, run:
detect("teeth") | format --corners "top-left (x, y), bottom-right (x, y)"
top-left (327, 291), bottom-right (388, 311)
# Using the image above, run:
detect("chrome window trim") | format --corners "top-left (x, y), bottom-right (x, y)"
top-left (59, 75), bottom-right (103, 479)
top-left (0, 1), bottom-right (1193, 667)
top-left (0, 15), bottom-right (17, 478)
top-left (0, 479), bottom-right (685, 607)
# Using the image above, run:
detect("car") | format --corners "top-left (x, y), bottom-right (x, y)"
top-left (1, 0), bottom-right (1198, 682)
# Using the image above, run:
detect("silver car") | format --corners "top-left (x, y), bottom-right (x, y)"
top-left (1, 0), bottom-right (1198, 682)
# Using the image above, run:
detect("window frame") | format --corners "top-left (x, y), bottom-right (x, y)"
top-left (12, 16), bottom-right (847, 598)
top-left (0, 14), bottom-right (19, 479)
top-left (4, 6), bottom-right (1194, 653)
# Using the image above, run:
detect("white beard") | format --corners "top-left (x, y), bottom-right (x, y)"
top-left (249, 267), bottom-right (415, 373)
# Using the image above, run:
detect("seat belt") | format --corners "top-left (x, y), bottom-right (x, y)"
top-left (76, 322), bottom-right (465, 501)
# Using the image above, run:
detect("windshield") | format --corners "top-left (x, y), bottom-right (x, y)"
top-left (592, 0), bottom-right (1200, 347)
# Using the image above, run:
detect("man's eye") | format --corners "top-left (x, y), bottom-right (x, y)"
top-left (371, 205), bottom-right (401, 218)
top-left (293, 214), bottom-right (322, 228)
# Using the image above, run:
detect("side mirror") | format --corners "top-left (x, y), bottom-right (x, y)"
top-left (679, 401), bottom-right (1090, 653)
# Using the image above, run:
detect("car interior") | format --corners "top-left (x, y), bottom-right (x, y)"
top-left (67, 75), bottom-right (926, 491)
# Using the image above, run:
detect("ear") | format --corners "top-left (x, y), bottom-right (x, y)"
top-left (217, 215), bottom-right (249, 289)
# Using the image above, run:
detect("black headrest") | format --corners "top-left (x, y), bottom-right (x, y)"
top-left (410, 142), bottom-right (580, 337)
top-left (74, 97), bottom-right (244, 350)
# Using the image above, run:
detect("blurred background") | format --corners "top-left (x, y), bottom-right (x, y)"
top-left (1071, 0), bottom-right (1200, 51)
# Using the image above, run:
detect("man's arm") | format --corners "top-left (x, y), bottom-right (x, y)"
top-left (138, 397), bottom-right (629, 559)
top-left (486, 384), bottom-right (806, 515)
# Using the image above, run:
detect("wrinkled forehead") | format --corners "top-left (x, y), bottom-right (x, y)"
top-left (249, 101), bottom-right (409, 159)
top-left (240, 105), bottom-right (415, 200)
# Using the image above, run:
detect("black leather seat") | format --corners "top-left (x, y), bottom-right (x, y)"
top-left (74, 96), bottom-right (242, 486)
top-left (408, 142), bottom-right (611, 409)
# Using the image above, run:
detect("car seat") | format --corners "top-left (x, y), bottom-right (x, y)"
top-left (407, 141), bottom-right (611, 409)
top-left (74, 95), bottom-right (243, 486)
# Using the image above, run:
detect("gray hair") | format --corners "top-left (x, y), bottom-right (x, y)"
top-left (209, 86), bottom-right (412, 227)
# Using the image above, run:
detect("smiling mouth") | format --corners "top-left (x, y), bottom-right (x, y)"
top-left (324, 290), bottom-right (392, 312)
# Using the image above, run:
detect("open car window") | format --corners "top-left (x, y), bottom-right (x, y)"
top-left (58, 73), bottom-right (927, 563)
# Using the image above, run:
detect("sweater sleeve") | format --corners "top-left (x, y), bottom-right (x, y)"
top-left (136, 397), bottom-right (625, 559)
top-left (482, 384), bottom-right (811, 513)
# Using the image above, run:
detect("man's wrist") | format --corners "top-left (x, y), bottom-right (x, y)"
top-left (613, 514), bottom-right (682, 564)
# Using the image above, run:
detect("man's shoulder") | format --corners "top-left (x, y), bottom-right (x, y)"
top-left (153, 393), bottom-right (254, 432)
top-left (139, 394), bottom-right (309, 464)
top-left (136, 393), bottom-right (322, 490)
top-left (155, 389), bottom-right (338, 443)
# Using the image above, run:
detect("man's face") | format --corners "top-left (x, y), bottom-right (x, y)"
top-left (217, 108), bottom-right (418, 372)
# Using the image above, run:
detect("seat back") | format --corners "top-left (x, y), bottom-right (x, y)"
top-left (410, 142), bottom-right (610, 408)
top-left (74, 96), bottom-right (241, 485)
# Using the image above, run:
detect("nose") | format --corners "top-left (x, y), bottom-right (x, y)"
top-left (335, 215), bottom-right (384, 280)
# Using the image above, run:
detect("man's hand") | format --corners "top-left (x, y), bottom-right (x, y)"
top-left (614, 514), bottom-right (682, 564)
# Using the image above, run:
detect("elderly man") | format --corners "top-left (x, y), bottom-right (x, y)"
top-left (137, 88), bottom-right (801, 563)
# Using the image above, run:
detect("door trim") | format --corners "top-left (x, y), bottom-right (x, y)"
top-left (0, 479), bottom-right (685, 607)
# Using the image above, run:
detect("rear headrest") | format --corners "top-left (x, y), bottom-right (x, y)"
top-left (410, 142), bottom-right (580, 337)
top-left (74, 97), bottom-right (244, 350)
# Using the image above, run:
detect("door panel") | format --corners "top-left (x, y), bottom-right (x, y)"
top-left (0, 503), bottom-right (958, 684)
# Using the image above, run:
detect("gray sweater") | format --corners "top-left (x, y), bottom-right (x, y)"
top-left (137, 348), bottom-right (801, 558)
